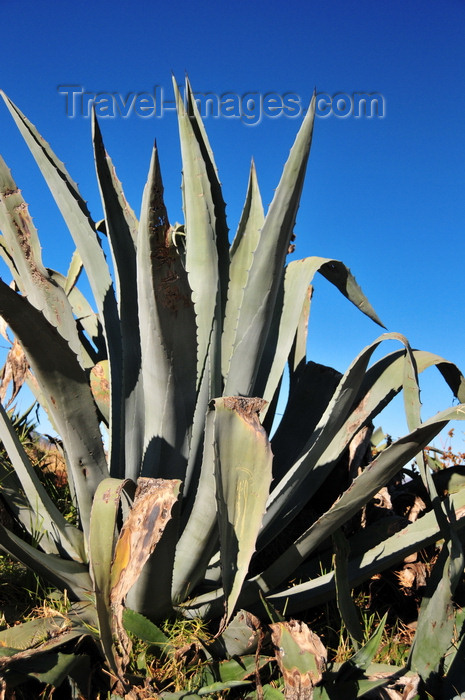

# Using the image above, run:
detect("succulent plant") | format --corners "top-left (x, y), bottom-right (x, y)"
top-left (0, 77), bottom-right (464, 695)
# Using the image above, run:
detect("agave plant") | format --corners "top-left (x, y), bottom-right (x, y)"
top-left (0, 77), bottom-right (464, 694)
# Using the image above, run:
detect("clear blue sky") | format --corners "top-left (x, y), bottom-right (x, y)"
top-left (0, 0), bottom-right (464, 448)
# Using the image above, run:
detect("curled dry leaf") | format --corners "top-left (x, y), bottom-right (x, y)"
top-left (396, 561), bottom-right (427, 591)
top-left (0, 338), bottom-right (30, 406)
top-left (406, 494), bottom-right (426, 522)
top-left (363, 672), bottom-right (420, 699)
top-left (109, 477), bottom-right (180, 681)
top-left (373, 486), bottom-right (393, 512)
top-left (0, 315), bottom-right (10, 343)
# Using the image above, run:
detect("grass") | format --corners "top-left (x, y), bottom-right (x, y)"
top-left (122, 615), bottom-right (218, 695)
top-left (0, 556), bottom-right (59, 627)
top-left (304, 586), bottom-right (417, 668)
top-left (0, 551), bottom-right (416, 697)
top-left (0, 550), bottom-right (453, 698)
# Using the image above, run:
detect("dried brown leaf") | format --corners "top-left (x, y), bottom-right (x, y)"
top-left (270, 620), bottom-right (326, 699)
top-left (0, 338), bottom-right (30, 406)
top-left (109, 477), bottom-right (180, 684)
top-left (363, 672), bottom-right (420, 699)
